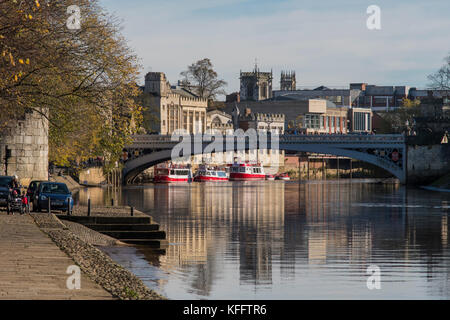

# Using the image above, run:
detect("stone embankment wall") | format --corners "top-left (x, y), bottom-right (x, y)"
top-left (0, 109), bottom-right (48, 185)
top-left (407, 144), bottom-right (450, 184)
top-left (79, 167), bottom-right (106, 186)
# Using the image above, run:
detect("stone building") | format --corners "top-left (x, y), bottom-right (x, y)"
top-left (280, 71), bottom-right (296, 91)
top-left (224, 99), bottom-right (349, 134)
top-left (143, 72), bottom-right (208, 135)
top-left (0, 109), bottom-right (48, 185)
top-left (240, 67), bottom-right (273, 101)
top-left (238, 108), bottom-right (285, 134)
top-left (206, 110), bottom-right (233, 134)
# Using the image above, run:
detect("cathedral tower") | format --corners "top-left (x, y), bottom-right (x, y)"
top-left (280, 71), bottom-right (296, 91)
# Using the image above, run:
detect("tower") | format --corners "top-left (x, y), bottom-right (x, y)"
top-left (144, 72), bottom-right (170, 97)
top-left (280, 71), bottom-right (296, 91)
top-left (239, 63), bottom-right (273, 101)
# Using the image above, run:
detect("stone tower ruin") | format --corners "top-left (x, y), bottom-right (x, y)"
top-left (0, 109), bottom-right (49, 185)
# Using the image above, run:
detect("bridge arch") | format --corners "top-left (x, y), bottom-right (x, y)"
top-left (123, 138), bottom-right (406, 184)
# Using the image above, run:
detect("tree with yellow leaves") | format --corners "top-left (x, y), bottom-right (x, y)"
top-left (0, 0), bottom-right (143, 171)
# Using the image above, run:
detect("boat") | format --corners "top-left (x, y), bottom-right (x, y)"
top-left (276, 173), bottom-right (290, 181)
top-left (265, 174), bottom-right (275, 181)
top-left (194, 165), bottom-right (229, 182)
top-left (229, 162), bottom-right (265, 181)
top-left (153, 164), bottom-right (192, 183)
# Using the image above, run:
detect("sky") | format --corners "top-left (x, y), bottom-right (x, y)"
top-left (99, 0), bottom-right (450, 94)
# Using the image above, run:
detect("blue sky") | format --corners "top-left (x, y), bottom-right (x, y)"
top-left (99, 0), bottom-right (450, 94)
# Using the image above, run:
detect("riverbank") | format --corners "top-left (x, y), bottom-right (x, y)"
top-left (32, 213), bottom-right (165, 300)
top-left (0, 209), bottom-right (165, 300)
top-left (423, 172), bottom-right (450, 193)
top-left (0, 213), bottom-right (112, 299)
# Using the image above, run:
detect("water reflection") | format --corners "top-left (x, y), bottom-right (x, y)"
top-left (79, 181), bottom-right (450, 299)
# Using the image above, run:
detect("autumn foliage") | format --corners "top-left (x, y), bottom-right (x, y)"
top-left (0, 0), bottom-right (142, 169)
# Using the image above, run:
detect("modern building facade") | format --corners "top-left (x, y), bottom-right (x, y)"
top-left (224, 99), bottom-right (348, 134)
top-left (348, 108), bottom-right (373, 133)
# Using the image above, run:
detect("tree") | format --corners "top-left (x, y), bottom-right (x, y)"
top-left (428, 53), bottom-right (450, 90)
top-left (381, 98), bottom-right (421, 134)
top-left (0, 0), bottom-right (142, 170)
top-left (180, 58), bottom-right (227, 101)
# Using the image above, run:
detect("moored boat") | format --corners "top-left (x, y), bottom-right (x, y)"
top-left (153, 164), bottom-right (192, 183)
top-left (276, 173), bottom-right (290, 181)
top-left (194, 165), bottom-right (229, 182)
top-left (265, 174), bottom-right (275, 181)
top-left (229, 162), bottom-right (265, 181)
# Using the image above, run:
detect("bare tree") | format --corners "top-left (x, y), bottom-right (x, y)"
top-left (428, 54), bottom-right (450, 90)
top-left (180, 58), bottom-right (227, 101)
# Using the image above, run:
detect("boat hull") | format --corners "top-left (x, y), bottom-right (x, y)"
top-left (153, 175), bottom-right (189, 183)
top-left (194, 176), bottom-right (228, 182)
top-left (229, 173), bottom-right (266, 181)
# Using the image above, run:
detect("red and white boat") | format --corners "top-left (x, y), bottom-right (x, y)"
top-left (265, 174), bottom-right (275, 181)
top-left (276, 173), bottom-right (290, 181)
top-left (229, 162), bottom-right (265, 181)
top-left (153, 164), bottom-right (192, 183)
top-left (194, 165), bottom-right (229, 182)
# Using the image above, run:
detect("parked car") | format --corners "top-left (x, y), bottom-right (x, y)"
top-left (32, 182), bottom-right (73, 213)
top-left (26, 180), bottom-right (43, 201)
top-left (0, 176), bottom-right (13, 208)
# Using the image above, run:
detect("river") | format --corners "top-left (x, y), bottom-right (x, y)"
top-left (75, 180), bottom-right (450, 299)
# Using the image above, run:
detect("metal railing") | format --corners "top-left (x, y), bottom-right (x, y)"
top-left (127, 133), bottom-right (405, 148)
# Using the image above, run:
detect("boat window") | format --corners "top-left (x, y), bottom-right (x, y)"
top-left (170, 170), bottom-right (175, 175)
top-left (239, 167), bottom-right (246, 173)
top-left (218, 172), bottom-right (226, 177)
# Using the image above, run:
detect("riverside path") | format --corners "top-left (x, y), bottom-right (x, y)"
top-left (0, 213), bottom-right (112, 300)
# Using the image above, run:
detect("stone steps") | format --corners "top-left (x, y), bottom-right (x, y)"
top-left (84, 223), bottom-right (160, 231)
top-left (57, 214), bottom-right (167, 250)
top-left (59, 216), bottom-right (153, 225)
top-left (119, 239), bottom-right (169, 249)
top-left (101, 230), bottom-right (166, 240)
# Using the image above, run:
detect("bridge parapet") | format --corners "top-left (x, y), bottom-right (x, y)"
top-left (127, 134), bottom-right (406, 149)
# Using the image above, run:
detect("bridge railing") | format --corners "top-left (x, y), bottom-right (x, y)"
top-left (128, 133), bottom-right (405, 147)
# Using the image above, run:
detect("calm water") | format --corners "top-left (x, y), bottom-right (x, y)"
top-left (76, 180), bottom-right (450, 299)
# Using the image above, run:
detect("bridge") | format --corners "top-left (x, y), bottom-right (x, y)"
top-left (122, 133), bottom-right (406, 184)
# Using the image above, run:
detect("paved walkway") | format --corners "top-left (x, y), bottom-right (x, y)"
top-left (0, 213), bottom-right (113, 300)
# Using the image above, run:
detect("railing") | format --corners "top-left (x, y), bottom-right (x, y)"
top-left (127, 133), bottom-right (406, 148)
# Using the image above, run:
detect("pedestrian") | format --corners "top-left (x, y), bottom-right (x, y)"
top-left (21, 191), bottom-right (29, 214)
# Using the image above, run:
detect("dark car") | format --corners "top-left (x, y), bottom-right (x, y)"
top-left (32, 182), bottom-right (73, 213)
top-left (26, 180), bottom-right (43, 200)
top-left (0, 176), bottom-right (13, 208)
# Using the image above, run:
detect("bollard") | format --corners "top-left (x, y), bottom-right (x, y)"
top-left (87, 198), bottom-right (91, 217)
top-left (48, 197), bottom-right (51, 214)
top-left (130, 206), bottom-right (134, 217)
